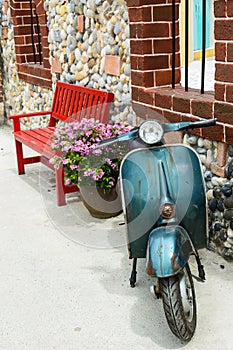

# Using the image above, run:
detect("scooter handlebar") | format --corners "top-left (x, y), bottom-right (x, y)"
top-left (187, 118), bottom-right (217, 129)
top-left (97, 118), bottom-right (217, 148)
top-left (163, 118), bottom-right (217, 133)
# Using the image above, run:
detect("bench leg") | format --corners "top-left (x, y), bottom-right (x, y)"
top-left (55, 167), bottom-right (66, 206)
top-left (15, 140), bottom-right (25, 174)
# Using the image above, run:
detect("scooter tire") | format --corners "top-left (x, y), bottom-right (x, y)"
top-left (159, 263), bottom-right (196, 341)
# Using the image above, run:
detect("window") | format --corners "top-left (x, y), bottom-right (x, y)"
top-left (180, 0), bottom-right (215, 92)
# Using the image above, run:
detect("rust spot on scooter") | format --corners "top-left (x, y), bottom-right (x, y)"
top-left (146, 258), bottom-right (156, 276)
top-left (147, 160), bottom-right (152, 173)
top-left (138, 180), bottom-right (141, 194)
top-left (125, 193), bottom-right (133, 221)
top-left (138, 180), bottom-right (143, 212)
top-left (171, 253), bottom-right (180, 272)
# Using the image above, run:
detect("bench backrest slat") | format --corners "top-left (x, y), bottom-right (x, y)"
top-left (51, 82), bottom-right (114, 124)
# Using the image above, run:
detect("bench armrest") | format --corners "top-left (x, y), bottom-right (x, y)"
top-left (8, 111), bottom-right (52, 132)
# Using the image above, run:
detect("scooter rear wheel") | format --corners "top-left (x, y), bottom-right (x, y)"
top-left (159, 263), bottom-right (196, 341)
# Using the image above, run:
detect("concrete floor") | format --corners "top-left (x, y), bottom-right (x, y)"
top-left (0, 124), bottom-right (233, 350)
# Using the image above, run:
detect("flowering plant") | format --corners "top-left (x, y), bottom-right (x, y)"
top-left (50, 118), bottom-right (130, 193)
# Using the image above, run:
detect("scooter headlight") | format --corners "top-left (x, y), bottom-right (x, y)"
top-left (139, 121), bottom-right (164, 145)
top-left (160, 203), bottom-right (175, 219)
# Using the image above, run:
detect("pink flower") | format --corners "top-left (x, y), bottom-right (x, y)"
top-left (105, 158), bottom-right (112, 165)
top-left (92, 148), bottom-right (102, 155)
top-left (65, 178), bottom-right (71, 185)
top-left (84, 169), bottom-right (93, 177)
top-left (70, 165), bottom-right (78, 170)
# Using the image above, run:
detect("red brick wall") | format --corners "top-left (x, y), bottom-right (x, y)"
top-left (128, 0), bottom-right (180, 89)
top-left (126, 0), bottom-right (233, 145)
top-left (214, 0), bottom-right (233, 141)
top-left (9, 0), bottom-right (51, 87)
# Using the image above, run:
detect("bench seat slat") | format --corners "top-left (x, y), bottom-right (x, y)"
top-left (23, 128), bottom-right (53, 147)
top-left (32, 127), bottom-right (55, 138)
top-left (25, 127), bottom-right (55, 141)
top-left (14, 129), bottom-right (55, 158)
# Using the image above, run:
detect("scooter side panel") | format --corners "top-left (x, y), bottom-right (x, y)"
top-left (121, 149), bottom-right (162, 258)
top-left (146, 225), bottom-right (194, 278)
top-left (120, 145), bottom-right (207, 258)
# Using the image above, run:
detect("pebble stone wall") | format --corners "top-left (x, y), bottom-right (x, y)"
top-left (45, 0), bottom-right (133, 123)
top-left (184, 134), bottom-right (233, 260)
top-left (0, 0), bottom-right (233, 260)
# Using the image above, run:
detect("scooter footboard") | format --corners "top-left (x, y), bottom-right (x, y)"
top-left (146, 226), bottom-right (195, 278)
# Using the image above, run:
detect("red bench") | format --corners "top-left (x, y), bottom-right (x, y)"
top-left (8, 81), bottom-right (114, 206)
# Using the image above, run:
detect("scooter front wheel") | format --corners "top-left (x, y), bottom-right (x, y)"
top-left (159, 263), bottom-right (196, 341)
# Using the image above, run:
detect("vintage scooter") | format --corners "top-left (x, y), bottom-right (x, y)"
top-left (98, 117), bottom-right (216, 340)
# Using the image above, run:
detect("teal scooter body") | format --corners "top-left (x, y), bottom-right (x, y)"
top-left (99, 118), bottom-right (216, 340)
top-left (120, 144), bottom-right (207, 278)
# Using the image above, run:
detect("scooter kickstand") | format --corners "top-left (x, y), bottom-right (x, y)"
top-left (129, 258), bottom-right (137, 288)
top-left (194, 250), bottom-right (206, 281)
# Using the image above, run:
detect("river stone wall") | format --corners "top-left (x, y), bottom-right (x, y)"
top-left (45, 0), bottom-right (134, 124)
top-left (184, 134), bottom-right (233, 260)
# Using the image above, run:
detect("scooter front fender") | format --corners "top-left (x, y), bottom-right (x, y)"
top-left (146, 225), bottom-right (195, 278)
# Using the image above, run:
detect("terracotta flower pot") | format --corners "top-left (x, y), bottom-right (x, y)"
top-left (80, 185), bottom-right (122, 219)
